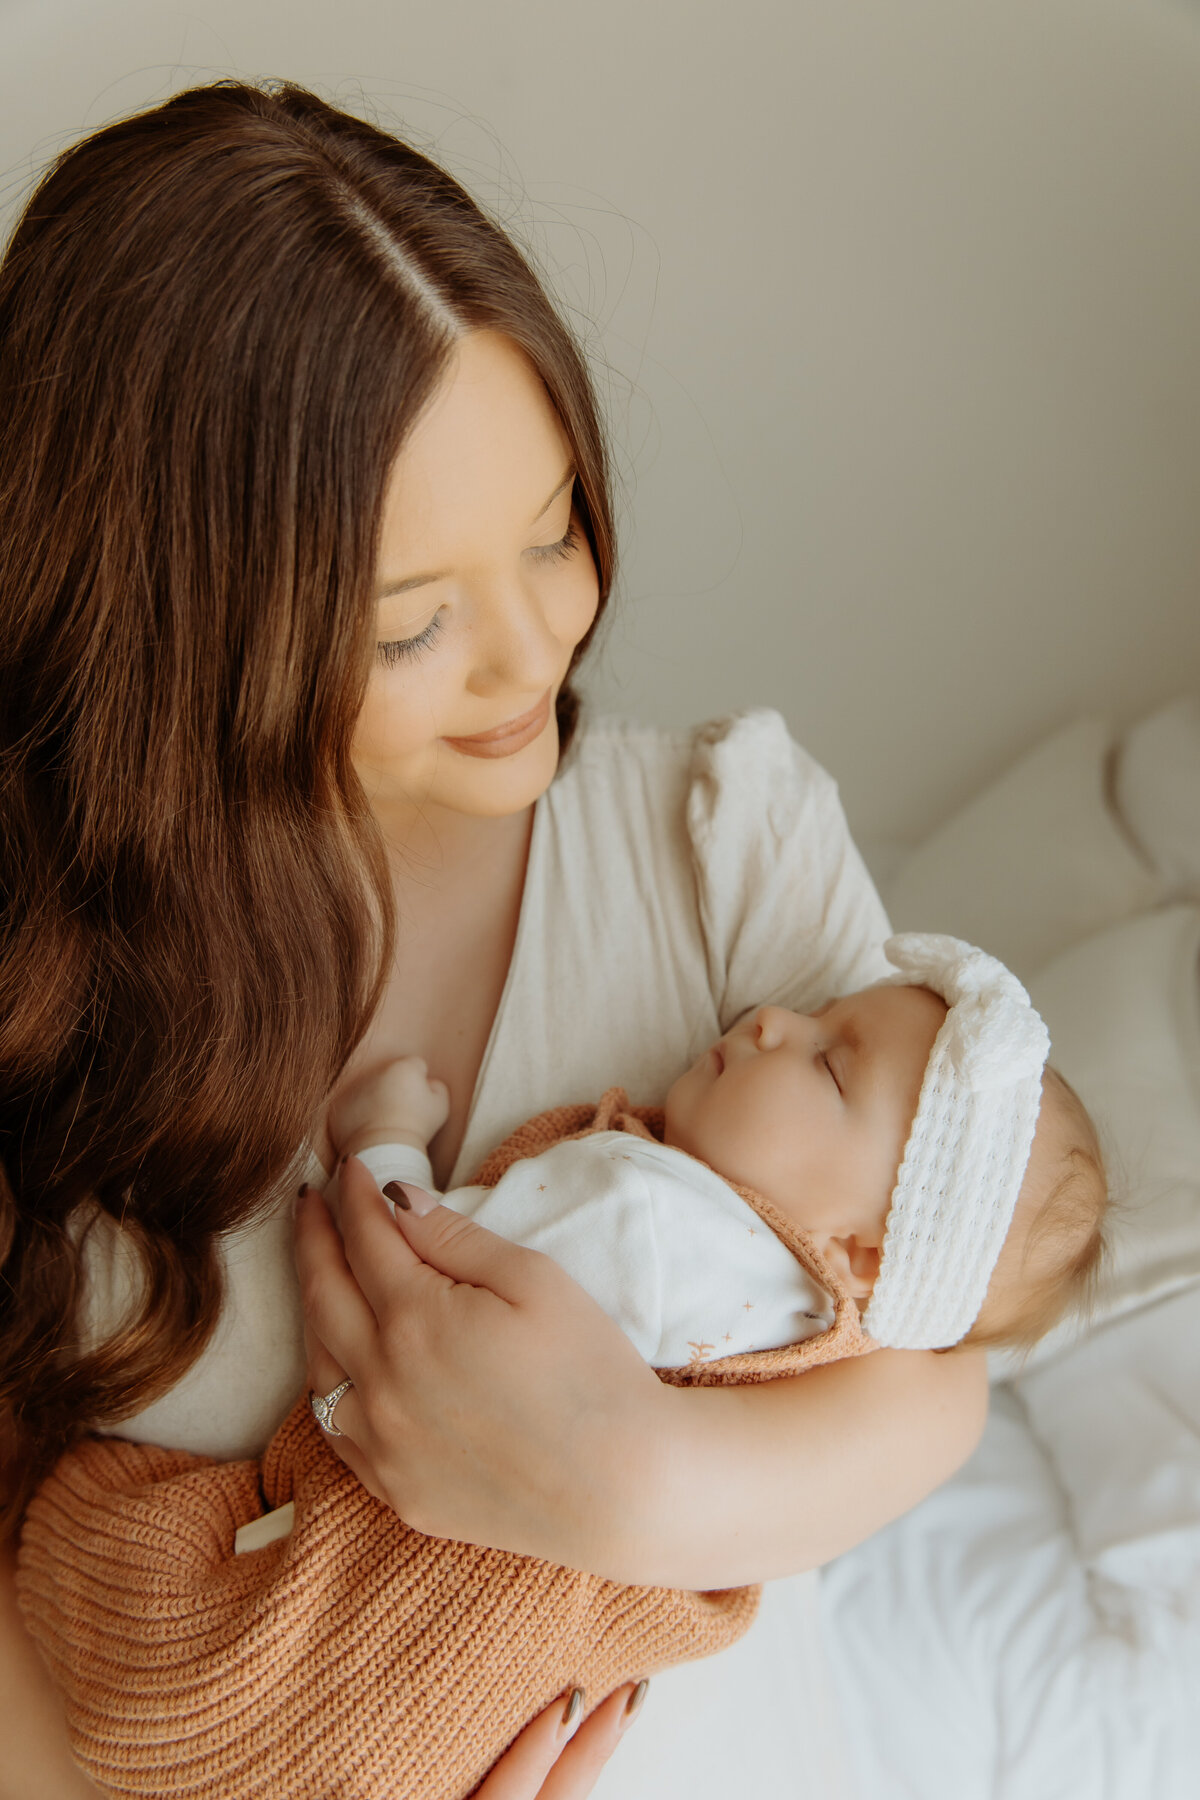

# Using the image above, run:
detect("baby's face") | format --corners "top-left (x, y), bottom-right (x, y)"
top-left (664, 984), bottom-right (947, 1253)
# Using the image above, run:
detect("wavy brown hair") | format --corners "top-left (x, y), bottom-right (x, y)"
top-left (0, 80), bottom-right (614, 1535)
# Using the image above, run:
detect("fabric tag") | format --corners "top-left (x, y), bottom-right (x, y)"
top-left (234, 1500), bottom-right (295, 1555)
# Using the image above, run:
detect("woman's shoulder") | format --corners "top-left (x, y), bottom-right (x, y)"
top-left (566, 703), bottom-right (815, 758)
top-left (567, 706), bottom-right (887, 1004)
top-left (559, 709), bottom-right (696, 777)
top-left (544, 707), bottom-right (886, 1014)
top-left (560, 706), bottom-right (838, 811)
top-left (555, 707), bottom-right (845, 866)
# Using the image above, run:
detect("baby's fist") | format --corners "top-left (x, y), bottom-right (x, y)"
top-left (378, 1055), bottom-right (451, 1141)
top-left (329, 1054), bottom-right (451, 1158)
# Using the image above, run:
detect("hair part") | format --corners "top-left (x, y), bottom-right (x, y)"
top-left (963, 1067), bottom-right (1110, 1354)
top-left (0, 80), bottom-right (615, 1535)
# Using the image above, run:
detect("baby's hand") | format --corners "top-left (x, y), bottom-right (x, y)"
top-left (328, 1056), bottom-right (451, 1160)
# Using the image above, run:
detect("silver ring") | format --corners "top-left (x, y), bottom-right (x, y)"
top-left (311, 1377), bottom-right (354, 1437)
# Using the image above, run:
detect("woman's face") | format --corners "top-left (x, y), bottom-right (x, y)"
top-left (352, 330), bottom-right (600, 835)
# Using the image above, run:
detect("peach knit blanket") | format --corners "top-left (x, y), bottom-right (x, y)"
top-left (17, 1090), bottom-right (871, 1799)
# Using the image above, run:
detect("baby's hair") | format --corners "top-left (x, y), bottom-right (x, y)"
top-left (963, 1067), bottom-right (1109, 1354)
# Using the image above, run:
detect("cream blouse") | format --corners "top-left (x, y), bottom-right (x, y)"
top-left (81, 708), bottom-right (890, 1462)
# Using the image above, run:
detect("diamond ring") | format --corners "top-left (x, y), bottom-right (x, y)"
top-left (310, 1377), bottom-right (354, 1437)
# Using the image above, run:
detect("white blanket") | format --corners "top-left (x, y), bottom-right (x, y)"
top-left (820, 1281), bottom-right (1200, 1800)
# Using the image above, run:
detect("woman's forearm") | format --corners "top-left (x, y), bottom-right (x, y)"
top-left (612, 1347), bottom-right (989, 1590)
top-left (296, 1168), bottom-right (989, 1590)
top-left (0, 1541), bottom-right (105, 1800)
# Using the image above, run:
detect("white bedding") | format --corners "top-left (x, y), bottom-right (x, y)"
top-left (821, 698), bottom-right (1200, 1799)
top-left (820, 1282), bottom-right (1200, 1800)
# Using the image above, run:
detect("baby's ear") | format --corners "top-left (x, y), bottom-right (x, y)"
top-left (823, 1235), bottom-right (881, 1300)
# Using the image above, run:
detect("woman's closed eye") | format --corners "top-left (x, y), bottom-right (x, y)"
top-left (526, 516), bottom-right (580, 566)
top-left (375, 517), bottom-right (582, 667)
top-left (376, 613), bottom-right (444, 668)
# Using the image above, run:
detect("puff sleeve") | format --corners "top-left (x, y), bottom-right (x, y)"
top-left (687, 710), bottom-right (892, 1027)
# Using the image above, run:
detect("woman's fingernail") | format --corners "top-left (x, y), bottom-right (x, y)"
top-left (622, 1679), bottom-right (649, 1726)
top-left (385, 1182), bottom-right (438, 1217)
top-left (561, 1688), bottom-right (584, 1734)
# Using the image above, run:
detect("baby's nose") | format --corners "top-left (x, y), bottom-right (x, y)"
top-left (752, 1006), bottom-right (792, 1050)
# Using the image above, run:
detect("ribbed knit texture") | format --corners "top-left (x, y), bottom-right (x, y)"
top-left (862, 935), bottom-right (1051, 1349)
top-left (17, 1090), bottom-right (870, 1799)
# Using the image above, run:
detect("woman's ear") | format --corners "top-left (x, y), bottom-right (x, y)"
top-left (821, 1235), bottom-right (881, 1300)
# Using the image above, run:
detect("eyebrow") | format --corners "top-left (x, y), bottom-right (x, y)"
top-left (374, 464), bottom-right (577, 601)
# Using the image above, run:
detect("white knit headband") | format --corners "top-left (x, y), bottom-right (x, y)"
top-left (860, 933), bottom-right (1051, 1351)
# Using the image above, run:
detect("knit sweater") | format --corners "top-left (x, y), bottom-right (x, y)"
top-left (17, 1092), bottom-right (872, 1799)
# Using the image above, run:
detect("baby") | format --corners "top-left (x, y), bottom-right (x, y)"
top-left (326, 934), bottom-right (1109, 1367)
top-left (22, 934), bottom-right (1109, 1800)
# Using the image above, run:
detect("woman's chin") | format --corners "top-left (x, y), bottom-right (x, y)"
top-left (446, 722), bottom-right (562, 817)
top-left (429, 719), bottom-right (563, 821)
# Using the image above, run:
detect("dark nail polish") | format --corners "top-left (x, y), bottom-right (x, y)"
top-left (623, 1679), bottom-right (649, 1723)
top-left (561, 1687), bottom-right (584, 1730)
top-left (383, 1181), bottom-right (411, 1211)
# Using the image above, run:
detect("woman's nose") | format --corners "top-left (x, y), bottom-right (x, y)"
top-left (466, 577), bottom-right (563, 698)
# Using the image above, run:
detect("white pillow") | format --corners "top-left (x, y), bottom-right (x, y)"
top-left (885, 717), bottom-right (1162, 983)
top-left (988, 903), bottom-right (1200, 1379)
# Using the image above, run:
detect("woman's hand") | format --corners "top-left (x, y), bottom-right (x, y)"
top-left (0, 1542), bottom-right (108, 1800)
top-left (293, 1155), bottom-right (671, 1577)
top-left (471, 1683), bottom-right (648, 1799)
top-left (294, 1153), bottom-right (988, 1589)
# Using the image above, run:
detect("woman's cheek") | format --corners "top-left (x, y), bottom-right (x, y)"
top-left (351, 668), bottom-right (442, 783)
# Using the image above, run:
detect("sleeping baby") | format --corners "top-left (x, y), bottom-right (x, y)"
top-left (323, 932), bottom-right (1109, 1379)
top-left (20, 934), bottom-right (1109, 1800)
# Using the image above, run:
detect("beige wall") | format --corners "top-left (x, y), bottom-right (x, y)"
top-left (4, 0), bottom-right (1200, 841)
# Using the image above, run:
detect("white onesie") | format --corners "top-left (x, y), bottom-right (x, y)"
top-left (355, 1132), bottom-right (833, 1369)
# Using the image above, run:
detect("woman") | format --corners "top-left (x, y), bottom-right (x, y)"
top-left (0, 81), bottom-right (985, 1797)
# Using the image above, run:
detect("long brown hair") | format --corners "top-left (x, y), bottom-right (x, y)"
top-left (0, 80), bottom-right (615, 1534)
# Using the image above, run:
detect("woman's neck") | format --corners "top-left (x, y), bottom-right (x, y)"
top-left (375, 796), bottom-right (535, 904)
top-left (317, 798), bottom-right (537, 1187)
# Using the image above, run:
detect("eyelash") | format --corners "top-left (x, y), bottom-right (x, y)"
top-left (375, 518), bottom-right (582, 667)
top-left (376, 615), bottom-right (444, 669)
top-left (528, 517), bottom-right (581, 566)
top-left (821, 1050), bottom-right (843, 1095)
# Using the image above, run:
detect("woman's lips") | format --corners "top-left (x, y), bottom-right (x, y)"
top-left (442, 692), bottom-right (552, 759)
